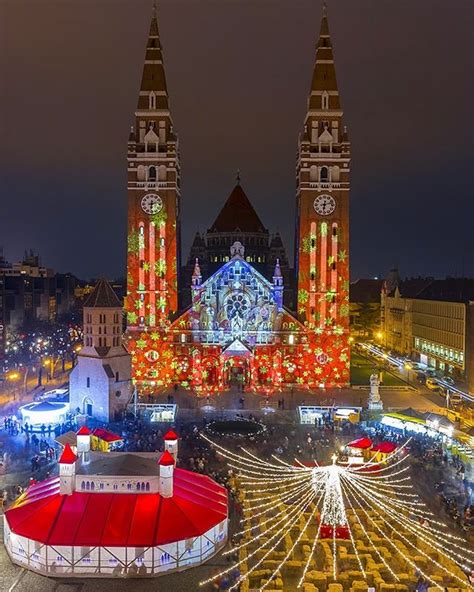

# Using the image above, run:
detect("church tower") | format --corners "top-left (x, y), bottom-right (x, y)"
top-left (126, 4), bottom-right (180, 331)
top-left (295, 3), bottom-right (350, 384)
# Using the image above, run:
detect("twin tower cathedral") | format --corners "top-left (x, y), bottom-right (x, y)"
top-left (126, 5), bottom-right (351, 391)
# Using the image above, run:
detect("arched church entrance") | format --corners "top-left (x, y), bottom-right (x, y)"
top-left (82, 397), bottom-right (93, 417)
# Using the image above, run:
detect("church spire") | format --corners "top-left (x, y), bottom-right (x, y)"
top-left (192, 258), bottom-right (202, 287)
top-left (308, 3), bottom-right (340, 112)
top-left (137, 3), bottom-right (169, 111)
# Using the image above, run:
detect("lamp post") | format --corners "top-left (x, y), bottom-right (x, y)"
top-left (7, 371), bottom-right (20, 400)
top-left (404, 363), bottom-right (412, 387)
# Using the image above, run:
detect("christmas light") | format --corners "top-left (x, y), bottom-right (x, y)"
top-left (199, 436), bottom-right (473, 590)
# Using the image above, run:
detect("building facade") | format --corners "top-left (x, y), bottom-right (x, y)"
top-left (381, 275), bottom-right (474, 386)
top-left (181, 182), bottom-right (293, 308)
top-left (70, 279), bottom-right (132, 422)
top-left (126, 6), bottom-right (351, 392)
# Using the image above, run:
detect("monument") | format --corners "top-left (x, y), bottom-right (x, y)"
top-left (368, 372), bottom-right (383, 411)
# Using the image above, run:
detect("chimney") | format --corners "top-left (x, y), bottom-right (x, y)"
top-left (159, 451), bottom-right (175, 497)
top-left (163, 429), bottom-right (179, 462)
top-left (58, 443), bottom-right (77, 496)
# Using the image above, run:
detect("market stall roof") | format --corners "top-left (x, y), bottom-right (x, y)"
top-left (91, 427), bottom-right (122, 443)
top-left (346, 437), bottom-right (372, 450)
top-left (424, 413), bottom-right (455, 428)
top-left (55, 431), bottom-right (77, 448)
top-left (371, 442), bottom-right (397, 454)
top-left (6, 468), bottom-right (228, 547)
top-left (397, 408), bottom-right (426, 420)
top-left (77, 425), bottom-right (91, 436)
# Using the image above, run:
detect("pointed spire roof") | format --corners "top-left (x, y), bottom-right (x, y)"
top-left (159, 450), bottom-right (175, 466)
top-left (192, 258), bottom-right (201, 278)
top-left (308, 4), bottom-right (341, 110)
top-left (209, 184), bottom-right (267, 234)
top-left (163, 429), bottom-right (179, 441)
top-left (59, 443), bottom-right (77, 465)
top-left (273, 258), bottom-right (282, 278)
top-left (270, 232), bottom-right (284, 248)
top-left (137, 5), bottom-right (170, 111)
top-left (83, 279), bottom-right (121, 309)
top-left (191, 231), bottom-right (206, 248)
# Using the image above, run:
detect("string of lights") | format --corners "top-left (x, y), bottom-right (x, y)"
top-left (199, 436), bottom-right (472, 591)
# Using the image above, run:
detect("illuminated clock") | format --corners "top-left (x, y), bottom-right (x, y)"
top-left (141, 193), bottom-right (163, 215)
top-left (313, 194), bottom-right (336, 216)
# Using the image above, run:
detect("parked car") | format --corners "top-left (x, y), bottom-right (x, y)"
top-left (439, 376), bottom-right (455, 386)
top-left (426, 378), bottom-right (442, 391)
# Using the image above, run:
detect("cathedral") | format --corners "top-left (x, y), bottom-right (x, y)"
top-left (125, 4), bottom-right (351, 392)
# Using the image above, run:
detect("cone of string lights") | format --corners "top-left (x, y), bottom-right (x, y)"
top-left (199, 434), bottom-right (473, 591)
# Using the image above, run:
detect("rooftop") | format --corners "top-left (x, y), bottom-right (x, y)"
top-left (209, 184), bottom-right (267, 234)
top-left (76, 452), bottom-right (158, 477)
top-left (83, 278), bottom-right (121, 308)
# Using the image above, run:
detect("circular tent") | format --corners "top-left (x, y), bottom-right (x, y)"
top-left (19, 401), bottom-right (69, 428)
top-left (4, 450), bottom-right (228, 577)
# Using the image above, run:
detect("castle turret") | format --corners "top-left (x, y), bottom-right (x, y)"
top-left (158, 450), bottom-right (175, 498)
top-left (163, 429), bottom-right (179, 462)
top-left (59, 443), bottom-right (77, 496)
top-left (77, 425), bottom-right (91, 465)
top-left (273, 259), bottom-right (284, 309)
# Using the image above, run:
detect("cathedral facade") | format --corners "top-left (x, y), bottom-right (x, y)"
top-left (125, 5), bottom-right (351, 393)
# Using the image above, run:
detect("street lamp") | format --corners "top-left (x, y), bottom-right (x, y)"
top-left (43, 359), bottom-right (52, 381)
top-left (404, 363), bottom-right (412, 387)
top-left (7, 371), bottom-right (20, 401)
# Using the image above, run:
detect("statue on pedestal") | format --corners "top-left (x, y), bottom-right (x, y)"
top-left (368, 371), bottom-right (383, 411)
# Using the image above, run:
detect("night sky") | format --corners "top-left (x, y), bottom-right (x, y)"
top-left (1, 0), bottom-right (473, 281)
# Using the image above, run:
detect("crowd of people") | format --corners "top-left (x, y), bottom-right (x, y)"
top-left (1, 405), bottom-right (473, 589)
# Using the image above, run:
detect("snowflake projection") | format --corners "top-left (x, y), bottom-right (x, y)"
top-left (200, 436), bottom-right (473, 591)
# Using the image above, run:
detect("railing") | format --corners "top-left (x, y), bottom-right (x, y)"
top-left (135, 181), bottom-right (168, 189)
top-left (308, 182), bottom-right (341, 189)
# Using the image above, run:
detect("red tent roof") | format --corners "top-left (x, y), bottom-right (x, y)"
top-left (347, 437), bottom-right (373, 450)
top-left (92, 427), bottom-right (122, 443)
top-left (5, 468), bottom-right (228, 547)
top-left (371, 441), bottom-right (397, 454)
top-left (58, 443), bottom-right (77, 465)
top-left (77, 426), bottom-right (91, 436)
top-left (159, 450), bottom-right (175, 466)
top-left (163, 429), bottom-right (179, 441)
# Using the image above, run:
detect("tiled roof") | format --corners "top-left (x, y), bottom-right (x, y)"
top-left (350, 279), bottom-right (383, 303)
top-left (83, 278), bottom-right (121, 308)
top-left (209, 184), bottom-right (267, 234)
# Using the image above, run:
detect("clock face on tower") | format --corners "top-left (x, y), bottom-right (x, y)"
top-left (141, 193), bottom-right (163, 215)
top-left (313, 194), bottom-right (336, 216)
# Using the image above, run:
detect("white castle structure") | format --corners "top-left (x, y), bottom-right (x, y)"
top-left (4, 428), bottom-right (228, 577)
top-left (69, 278), bottom-right (132, 422)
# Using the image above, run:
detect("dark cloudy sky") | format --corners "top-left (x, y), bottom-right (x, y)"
top-left (1, 0), bottom-right (473, 281)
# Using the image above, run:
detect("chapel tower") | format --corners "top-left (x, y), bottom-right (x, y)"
top-left (126, 4), bottom-right (180, 330)
top-left (295, 4), bottom-right (350, 342)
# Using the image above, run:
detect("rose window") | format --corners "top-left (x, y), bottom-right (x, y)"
top-left (226, 293), bottom-right (249, 319)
